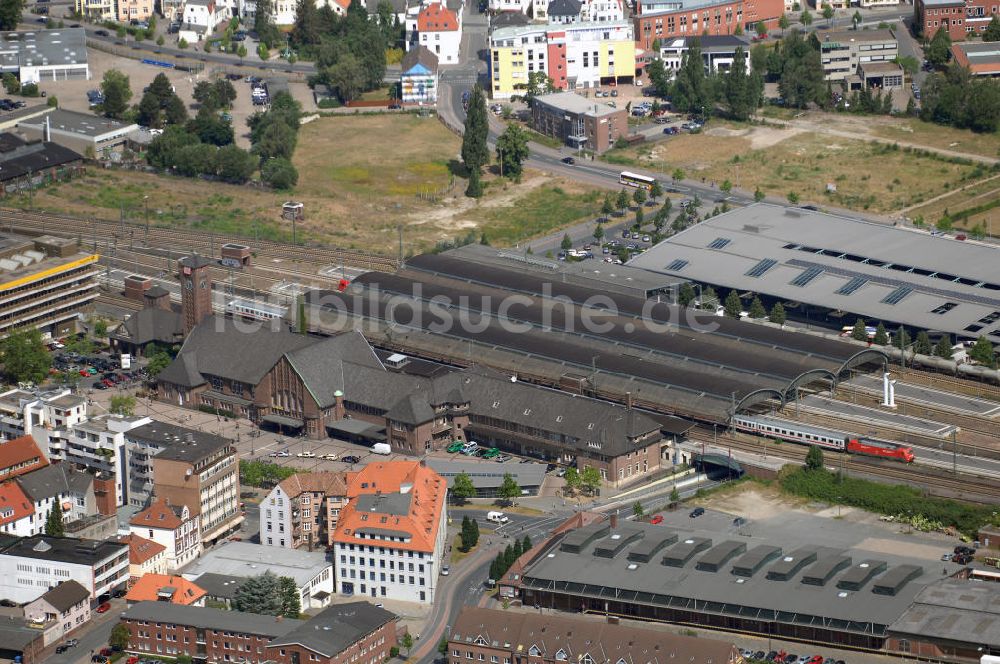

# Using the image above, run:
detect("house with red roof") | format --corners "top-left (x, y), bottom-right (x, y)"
top-left (118, 533), bottom-right (168, 583)
top-left (406, 1), bottom-right (462, 64)
top-left (129, 497), bottom-right (202, 572)
top-left (126, 574), bottom-right (207, 606)
top-left (332, 460), bottom-right (447, 604)
top-left (0, 435), bottom-right (48, 482)
top-left (0, 481), bottom-right (36, 537)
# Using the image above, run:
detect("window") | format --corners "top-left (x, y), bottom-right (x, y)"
top-left (745, 258), bottom-right (778, 278)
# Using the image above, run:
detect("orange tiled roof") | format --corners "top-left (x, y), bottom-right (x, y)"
top-left (0, 481), bottom-right (34, 526)
top-left (126, 574), bottom-right (206, 605)
top-left (0, 435), bottom-right (48, 480)
top-left (417, 3), bottom-right (458, 32)
top-left (118, 533), bottom-right (167, 565)
top-left (333, 461), bottom-right (445, 553)
top-left (278, 471), bottom-right (349, 498)
top-left (130, 497), bottom-right (185, 530)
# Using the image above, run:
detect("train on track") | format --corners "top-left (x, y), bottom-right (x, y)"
top-left (225, 298), bottom-right (287, 322)
top-left (731, 414), bottom-right (915, 462)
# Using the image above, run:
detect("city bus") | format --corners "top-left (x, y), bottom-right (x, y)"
top-left (619, 171), bottom-right (656, 190)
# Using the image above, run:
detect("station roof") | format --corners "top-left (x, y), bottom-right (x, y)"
top-left (519, 522), bottom-right (939, 635)
top-left (627, 204), bottom-right (1000, 342)
top-left (888, 577), bottom-right (1000, 647)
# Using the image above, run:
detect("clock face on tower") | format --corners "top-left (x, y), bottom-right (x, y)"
top-left (184, 280), bottom-right (193, 290)
top-left (200, 279), bottom-right (207, 289)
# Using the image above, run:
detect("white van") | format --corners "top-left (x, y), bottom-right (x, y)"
top-left (372, 443), bottom-right (391, 455)
top-left (461, 441), bottom-right (479, 455)
top-left (487, 511), bottom-right (509, 524)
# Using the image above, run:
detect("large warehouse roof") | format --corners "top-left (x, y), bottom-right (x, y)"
top-left (520, 521), bottom-right (943, 636)
top-left (627, 204), bottom-right (1000, 342)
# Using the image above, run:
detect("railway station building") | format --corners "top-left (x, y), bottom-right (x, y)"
top-left (499, 515), bottom-right (976, 655)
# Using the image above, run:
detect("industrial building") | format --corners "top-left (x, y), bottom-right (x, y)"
top-left (0, 29), bottom-right (89, 84)
top-left (0, 234), bottom-right (99, 339)
top-left (628, 203), bottom-right (1000, 344)
top-left (951, 41), bottom-right (1000, 76)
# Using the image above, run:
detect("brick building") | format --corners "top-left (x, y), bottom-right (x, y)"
top-left (120, 600), bottom-right (398, 664)
top-left (530, 91), bottom-right (628, 154)
top-left (633, 0), bottom-right (783, 55)
top-left (914, 0), bottom-right (1000, 39)
top-left (449, 608), bottom-right (740, 664)
top-left (260, 471), bottom-right (349, 550)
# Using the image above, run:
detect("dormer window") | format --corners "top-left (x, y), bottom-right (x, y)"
top-left (555, 650), bottom-right (567, 661)
top-left (528, 646), bottom-right (541, 657)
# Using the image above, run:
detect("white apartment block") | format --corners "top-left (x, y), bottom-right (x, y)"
top-left (0, 536), bottom-right (128, 604)
top-left (65, 414), bottom-right (152, 507)
top-left (583, 0), bottom-right (623, 22)
top-left (0, 388), bottom-right (88, 460)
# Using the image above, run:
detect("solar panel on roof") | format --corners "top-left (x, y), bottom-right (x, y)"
top-left (665, 259), bottom-right (689, 271)
top-left (836, 276), bottom-right (868, 295)
top-left (745, 259), bottom-right (778, 278)
top-left (882, 287), bottom-right (913, 305)
top-left (708, 238), bottom-right (732, 249)
top-left (790, 267), bottom-right (824, 287)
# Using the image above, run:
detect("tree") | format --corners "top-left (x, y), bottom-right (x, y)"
top-left (580, 467), bottom-right (601, 495)
top-left (748, 295), bottom-right (766, 319)
top-left (0, 327), bottom-right (50, 383)
top-left (462, 84), bottom-right (489, 175)
top-left (521, 71), bottom-right (555, 105)
top-left (109, 623), bottom-right (131, 651)
top-left (769, 301), bottom-right (786, 325)
top-left (601, 194), bottom-right (614, 220)
top-left (278, 576), bottom-right (301, 618)
top-left (672, 39), bottom-right (714, 117)
top-left (100, 69), bottom-right (132, 120)
top-left (292, 0), bottom-right (321, 46)
top-left (851, 9), bottom-right (862, 28)
top-left (754, 187), bottom-right (765, 202)
top-left (787, 191), bottom-right (800, 204)
top-left (460, 515), bottom-right (479, 551)
top-left (632, 501), bottom-right (644, 518)
top-left (262, 158), bottom-right (299, 190)
top-left (821, 4), bottom-right (834, 21)
top-left (969, 336), bottom-right (996, 367)
top-left (147, 72), bottom-right (174, 106)
top-left (465, 168), bottom-right (483, 198)
top-left (137, 91), bottom-right (163, 128)
top-left (805, 445), bottom-right (824, 471)
top-left (873, 322), bottom-right (889, 346)
top-left (45, 502), bottom-right (64, 536)
top-left (216, 144), bottom-right (257, 184)
top-left (984, 15), bottom-right (1000, 41)
top-left (724, 289), bottom-right (742, 318)
top-left (650, 180), bottom-right (664, 203)
top-left (401, 633), bottom-right (414, 656)
top-left (593, 223), bottom-right (605, 242)
top-left (851, 318), bottom-right (868, 342)
top-left (700, 285), bottom-right (718, 310)
top-left (647, 59), bottom-right (672, 98)
top-left (188, 110), bottom-right (234, 146)
top-left (925, 28), bottom-right (952, 68)
top-left (522, 535), bottom-right (532, 551)
top-left (616, 188), bottom-right (630, 213)
top-left (779, 12), bottom-right (790, 32)
top-left (110, 395), bottom-right (137, 416)
top-left (451, 472), bottom-right (476, 504)
top-left (0, 0), bottom-right (24, 30)
top-left (669, 486), bottom-right (680, 504)
top-left (721, 47), bottom-right (760, 120)
top-left (496, 123), bottom-right (529, 179)
top-left (755, 21), bottom-right (767, 37)
top-left (634, 208), bottom-right (644, 229)
top-left (328, 53), bottom-right (365, 102)
top-left (672, 167), bottom-right (685, 182)
top-left (561, 234), bottom-right (573, 251)
top-left (164, 94), bottom-right (189, 126)
top-left (563, 466), bottom-right (580, 494)
top-left (237, 44), bottom-right (248, 62)
top-left (934, 335), bottom-right (954, 359)
top-left (777, 31), bottom-right (824, 108)
top-left (234, 571), bottom-right (283, 615)
top-left (800, 8), bottom-right (812, 26)
top-left (499, 473), bottom-right (520, 505)
top-left (914, 331), bottom-right (933, 356)
top-left (678, 282), bottom-right (696, 307)
top-left (254, 0), bottom-right (282, 47)
top-left (633, 188), bottom-right (647, 207)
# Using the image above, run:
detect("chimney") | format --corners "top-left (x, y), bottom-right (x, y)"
top-left (609, 512), bottom-right (618, 529)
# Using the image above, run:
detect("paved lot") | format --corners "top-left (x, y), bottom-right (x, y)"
top-left (847, 374), bottom-right (1000, 418)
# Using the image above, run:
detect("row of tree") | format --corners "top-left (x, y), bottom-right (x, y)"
top-left (489, 535), bottom-right (532, 583)
top-left (920, 63), bottom-right (1000, 134)
top-left (648, 41), bottom-right (764, 120)
top-left (292, 0), bottom-right (392, 102)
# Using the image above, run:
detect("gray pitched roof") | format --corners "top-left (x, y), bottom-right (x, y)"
top-left (163, 316), bottom-right (314, 386)
top-left (120, 308), bottom-right (183, 346)
top-left (16, 464), bottom-right (92, 503)
top-left (384, 392), bottom-right (436, 425)
top-left (178, 254), bottom-right (215, 270)
top-left (145, 285), bottom-right (170, 299)
top-left (123, 601), bottom-right (304, 637)
top-left (492, 10), bottom-right (530, 27)
top-left (157, 350), bottom-right (204, 388)
top-left (268, 602), bottom-right (397, 657)
top-left (40, 580), bottom-right (90, 612)
top-left (285, 331), bottom-right (384, 409)
top-left (190, 572), bottom-right (244, 599)
top-left (547, 0), bottom-right (581, 15)
top-left (401, 45), bottom-right (439, 73)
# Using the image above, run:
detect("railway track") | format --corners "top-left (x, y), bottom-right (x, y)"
top-left (0, 208), bottom-right (399, 273)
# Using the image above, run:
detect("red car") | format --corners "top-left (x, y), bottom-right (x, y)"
top-left (96, 602), bottom-right (111, 613)
top-left (79, 369), bottom-right (90, 376)
top-left (650, 515), bottom-right (664, 525)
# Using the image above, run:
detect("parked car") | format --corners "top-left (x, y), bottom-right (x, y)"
top-left (561, 156), bottom-right (575, 164)
top-left (342, 455), bottom-right (361, 464)
top-left (95, 29), bottom-right (109, 36)
top-left (650, 515), bottom-right (663, 525)
top-left (96, 601), bottom-right (111, 613)
top-left (296, 451), bottom-right (316, 458)
top-left (447, 441), bottom-right (465, 453)
top-left (689, 507), bottom-right (705, 518)
top-left (269, 450), bottom-right (290, 458)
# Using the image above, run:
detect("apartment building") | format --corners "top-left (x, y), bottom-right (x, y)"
top-left (0, 388), bottom-right (87, 460)
top-left (65, 414), bottom-right (152, 507)
top-left (129, 497), bottom-right (202, 571)
top-left (119, 601), bottom-right (398, 664)
top-left (818, 29), bottom-right (898, 82)
top-left (0, 434), bottom-right (48, 482)
top-left (489, 20), bottom-right (636, 99)
top-left (127, 422), bottom-right (242, 544)
top-left (0, 535), bottom-right (129, 604)
top-left (407, 2), bottom-right (463, 65)
top-left (0, 480), bottom-right (36, 536)
top-left (116, 0), bottom-right (154, 22)
top-left (0, 234), bottom-right (99, 340)
top-left (117, 533), bottom-right (168, 582)
top-left (530, 91), bottom-right (627, 153)
top-left (22, 580), bottom-right (91, 647)
top-left (914, 0), bottom-right (999, 39)
top-left (633, 0), bottom-right (782, 54)
top-left (261, 471), bottom-right (349, 550)
top-left (333, 461), bottom-right (447, 604)
top-left (16, 464), bottom-right (97, 533)
top-left (75, 0), bottom-right (116, 20)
